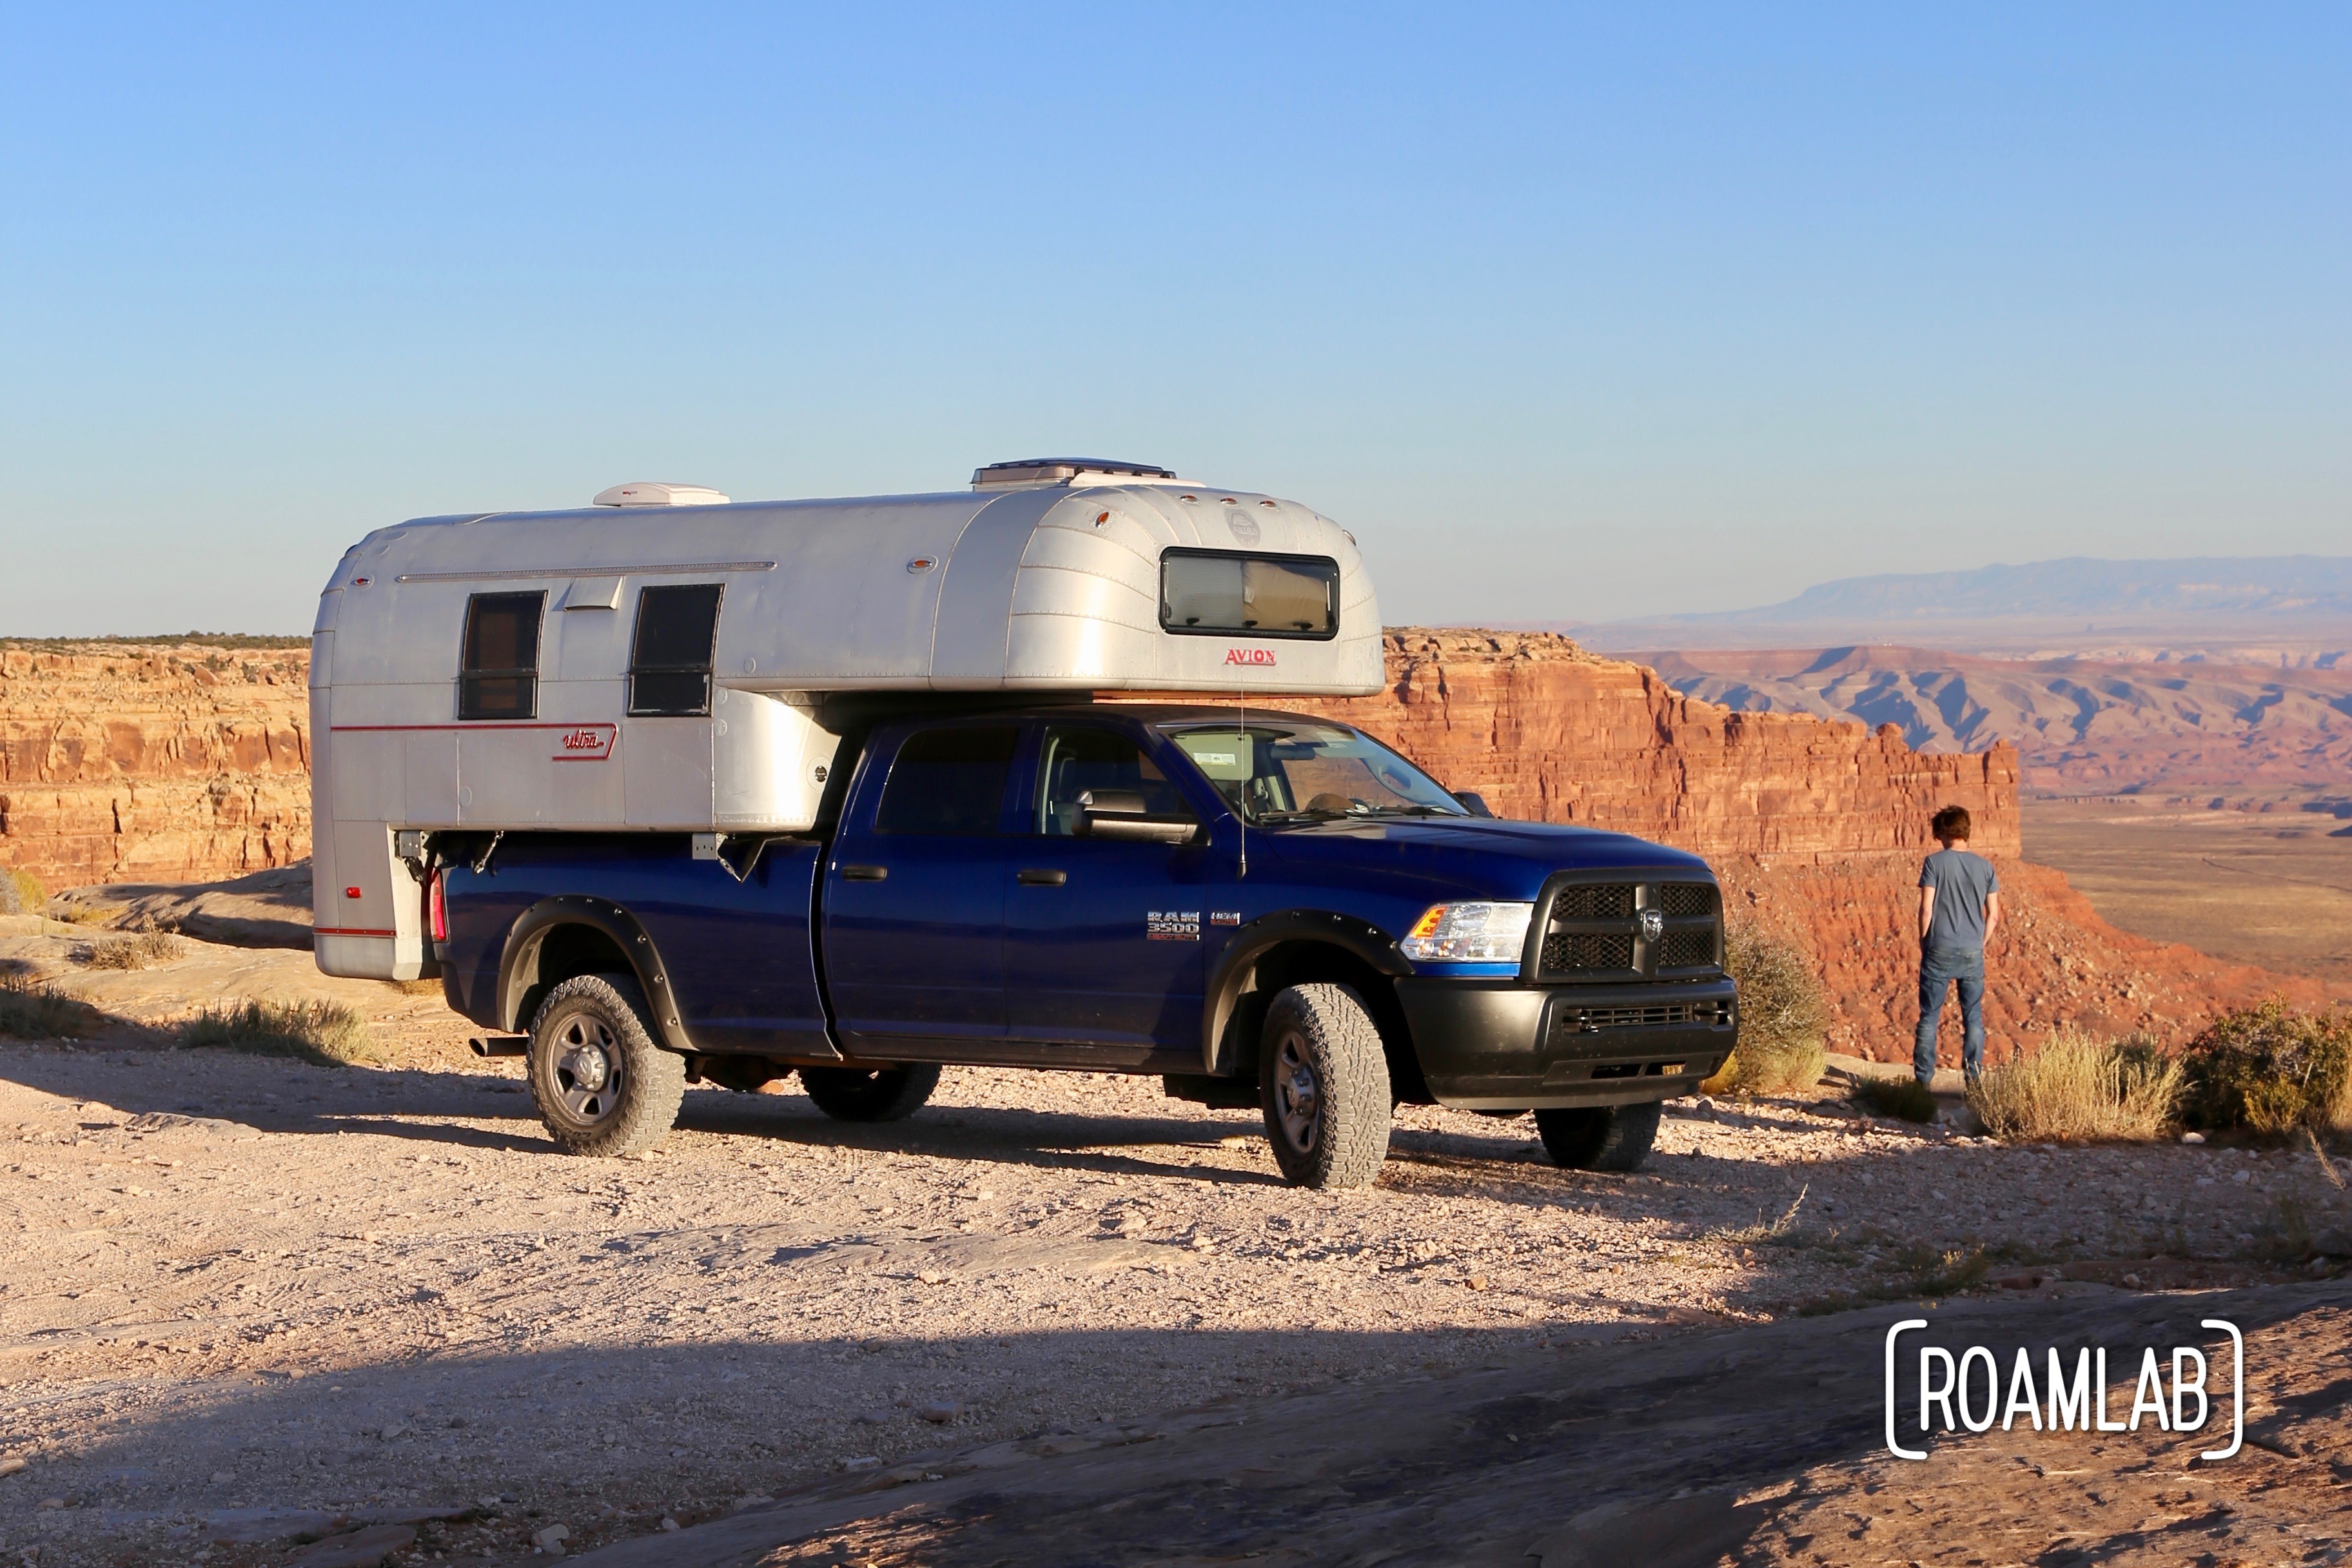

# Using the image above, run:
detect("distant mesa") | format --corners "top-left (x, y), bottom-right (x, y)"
top-left (1571, 554), bottom-right (2352, 662)
top-left (1634, 644), bottom-right (2352, 797)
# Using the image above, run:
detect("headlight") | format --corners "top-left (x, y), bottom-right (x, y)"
top-left (1399, 901), bottom-right (1533, 963)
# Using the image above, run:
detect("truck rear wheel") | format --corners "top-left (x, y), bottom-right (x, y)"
top-left (526, 974), bottom-right (686, 1157)
top-left (1260, 983), bottom-right (1392, 1190)
top-left (801, 1064), bottom-right (939, 1122)
top-left (1534, 1100), bottom-right (1661, 1172)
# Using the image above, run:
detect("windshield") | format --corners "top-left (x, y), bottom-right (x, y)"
top-left (1159, 722), bottom-right (1471, 825)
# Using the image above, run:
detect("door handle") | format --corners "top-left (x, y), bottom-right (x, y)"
top-left (1016, 868), bottom-right (1068, 887)
top-left (839, 864), bottom-right (888, 881)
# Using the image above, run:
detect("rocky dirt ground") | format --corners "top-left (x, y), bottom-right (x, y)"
top-left (1, 921), bottom-right (2347, 1567)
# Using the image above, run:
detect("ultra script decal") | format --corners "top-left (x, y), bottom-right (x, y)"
top-left (553, 723), bottom-right (618, 763)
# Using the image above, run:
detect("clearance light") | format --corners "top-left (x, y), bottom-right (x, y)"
top-left (1399, 901), bottom-right (1533, 963)
top-left (428, 871), bottom-right (448, 942)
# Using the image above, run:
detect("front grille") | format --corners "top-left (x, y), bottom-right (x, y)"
top-left (1552, 883), bottom-right (1636, 919)
top-left (1660, 883), bottom-right (1717, 917)
top-left (1550, 999), bottom-right (1732, 1040)
top-left (1540, 930), bottom-right (1635, 973)
top-left (1656, 928), bottom-right (1718, 969)
top-left (1536, 876), bottom-right (1726, 981)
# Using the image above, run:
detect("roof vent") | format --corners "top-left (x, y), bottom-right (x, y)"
top-left (971, 458), bottom-right (1183, 491)
top-left (593, 482), bottom-right (731, 508)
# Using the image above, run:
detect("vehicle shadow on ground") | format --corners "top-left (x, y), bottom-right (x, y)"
top-left (11, 1284), bottom-right (2332, 1568)
top-left (676, 1091), bottom-right (1294, 1186)
top-left (0, 1041), bottom-right (552, 1152)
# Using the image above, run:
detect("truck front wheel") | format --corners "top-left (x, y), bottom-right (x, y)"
top-left (1534, 1101), bottom-right (1660, 1172)
top-left (800, 1064), bottom-right (939, 1122)
top-left (526, 974), bottom-right (687, 1157)
top-left (1260, 984), bottom-right (1392, 1190)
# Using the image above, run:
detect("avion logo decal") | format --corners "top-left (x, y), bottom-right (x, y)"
top-left (553, 724), bottom-right (617, 762)
top-left (1223, 647), bottom-right (1277, 667)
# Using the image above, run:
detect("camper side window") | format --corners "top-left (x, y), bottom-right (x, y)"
top-left (627, 583), bottom-right (724, 717)
top-left (458, 592), bottom-right (545, 720)
top-left (1159, 549), bottom-right (1340, 640)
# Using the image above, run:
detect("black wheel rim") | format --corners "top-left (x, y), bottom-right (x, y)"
top-left (1273, 1030), bottom-right (1320, 1153)
top-left (547, 1010), bottom-right (625, 1126)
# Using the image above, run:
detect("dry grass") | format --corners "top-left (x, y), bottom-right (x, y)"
top-left (389, 977), bottom-right (444, 996)
top-left (177, 999), bottom-right (381, 1066)
top-left (0, 974), bottom-right (99, 1039)
top-left (76, 930), bottom-right (186, 970)
top-left (1967, 1028), bottom-right (2183, 1143)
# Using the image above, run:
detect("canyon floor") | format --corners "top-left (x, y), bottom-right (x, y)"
top-left (3, 922), bottom-right (2349, 1567)
top-left (2022, 797), bottom-right (2352, 993)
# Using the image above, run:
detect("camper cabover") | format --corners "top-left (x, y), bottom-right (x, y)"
top-left (313, 460), bottom-right (1735, 1188)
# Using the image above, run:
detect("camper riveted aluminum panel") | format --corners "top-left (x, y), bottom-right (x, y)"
top-left (309, 478), bottom-right (1382, 976)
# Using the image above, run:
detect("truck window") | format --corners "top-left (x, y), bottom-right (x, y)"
top-left (874, 725), bottom-right (1019, 836)
top-left (458, 591), bottom-right (545, 720)
top-left (1159, 549), bottom-right (1339, 639)
top-left (1162, 722), bottom-right (1469, 823)
top-left (1035, 729), bottom-right (1194, 836)
top-left (627, 583), bottom-right (724, 716)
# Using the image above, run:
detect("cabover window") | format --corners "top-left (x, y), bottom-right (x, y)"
top-left (458, 592), bottom-right (545, 720)
top-left (627, 583), bottom-right (724, 716)
top-left (876, 726), bottom-right (1018, 836)
top-left (1159, 549), bottom-right (1340, 640)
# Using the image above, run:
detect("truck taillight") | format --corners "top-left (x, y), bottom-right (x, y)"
top-left (428, 870), bottom-right (447, 942)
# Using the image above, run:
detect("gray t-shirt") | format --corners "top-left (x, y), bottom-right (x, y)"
top-left (1919, 847), bottom-right (1999, 953)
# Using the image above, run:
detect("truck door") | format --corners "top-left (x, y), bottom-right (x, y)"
top-left (821, 720), bottom-right (1021, 1052)
top-left (1003, 722), bottom-right (1211, 1055)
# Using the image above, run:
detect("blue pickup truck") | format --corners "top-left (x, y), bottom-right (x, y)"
top-left (434, 702), bottom-right (1736, 1188)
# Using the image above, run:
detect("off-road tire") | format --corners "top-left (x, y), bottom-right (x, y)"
top-left (800, 1063), bottom-right (940, 1122)
top-left (1259, 983), bottom-right (1392, 1189)
top-left (526, 974), bottom-right (687, 1157)
top-left (1534, 1099), bottom-right (1661, 1172)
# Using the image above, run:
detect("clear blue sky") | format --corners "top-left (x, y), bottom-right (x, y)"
top-left (3, 4), bottom-right (2345, 635)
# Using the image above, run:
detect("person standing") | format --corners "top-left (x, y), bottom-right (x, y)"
top-left (1916, 805), bottom-right (2001, 1086)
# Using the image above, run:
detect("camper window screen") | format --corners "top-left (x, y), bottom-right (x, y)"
top-left (1159, 549), bottom-right (1340, 640)
top-left (875, 726), bottom-right (1018, 836)
top-left (458, 592), bottom-right (545, 720)
top-left (627, 583), bottom-right (724, 716)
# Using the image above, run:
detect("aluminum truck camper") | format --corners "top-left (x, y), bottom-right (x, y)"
top-left (313, 459), bottom-right (1736, 1188)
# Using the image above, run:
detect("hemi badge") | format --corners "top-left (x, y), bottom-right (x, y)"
top-left (1209, 911), bottom-right (1241, 926)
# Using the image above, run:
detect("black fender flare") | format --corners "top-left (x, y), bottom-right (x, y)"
top-left (1200, 909), bottom-right (1410, 1075)
top-left (496, 896), bottom-right (696, 1055)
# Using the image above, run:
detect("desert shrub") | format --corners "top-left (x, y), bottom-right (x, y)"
top-left (1851, 1075), bottom-right (1938, 1123)
top-left (1700, 923), bottom-right (1830, 1095)
top-left (2179, 1000), bottom-right (2352, 1137)
top-left (1968, 1027), bottom-right (2182, 1143)
top-left (0, 868), bottom-right (44, 917)
top-left (0, 974), bottom-right (99, 1039)
top-left (177, 999), bottom-right (379, 1066)
top-left (77, 931), bottom-right (185, 970)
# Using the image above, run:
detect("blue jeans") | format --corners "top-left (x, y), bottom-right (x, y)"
top-left (1915, 946), bottom-right (1985, 1085)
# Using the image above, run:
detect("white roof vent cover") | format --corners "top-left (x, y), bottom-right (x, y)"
top-left (593, 482), bottom-right (731, 508)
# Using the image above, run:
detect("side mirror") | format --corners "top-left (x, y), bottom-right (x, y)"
top-left (1078, 789), bottom-right (1200, 845)
top-left (1453, 790), bottom-right (1495, 818)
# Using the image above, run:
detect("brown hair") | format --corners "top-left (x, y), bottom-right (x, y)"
top-left (1931, 805), bottom-right (1972, 842)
